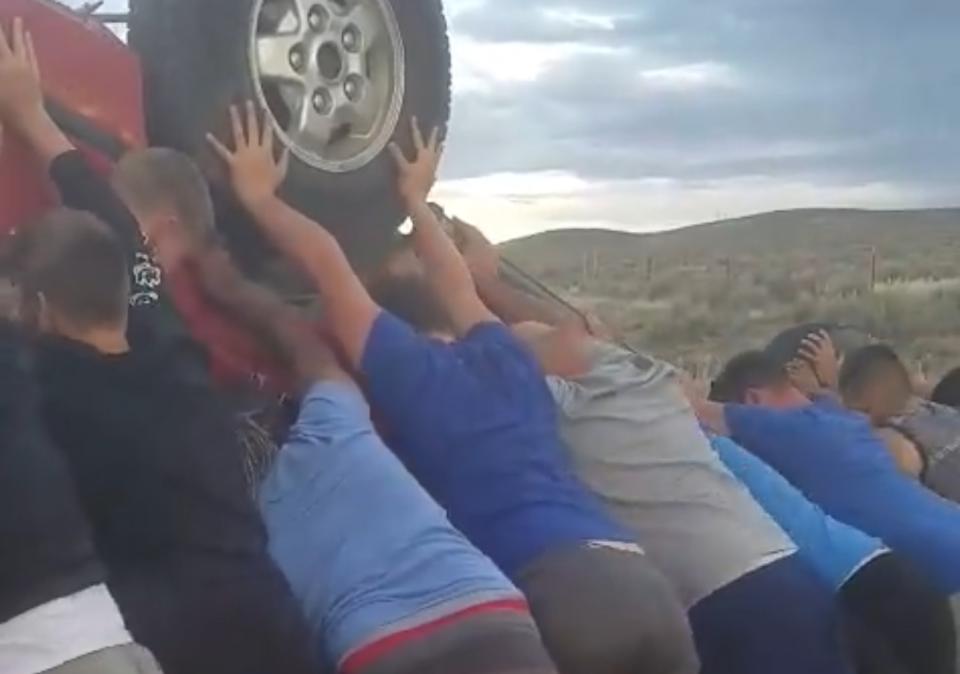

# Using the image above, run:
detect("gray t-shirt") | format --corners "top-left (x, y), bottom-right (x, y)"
top-left (548, 341), bottom-right (796, 608)
top-left (889, 400), bottom-right (960, 504)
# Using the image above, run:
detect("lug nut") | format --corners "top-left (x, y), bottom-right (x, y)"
top-left (308, 6), bottom-right (326, 31)
top-left (312, 88), bottom-right (332, 114)
top-left (289, 45), bottom-right (306, 71)
top-left (344, 76), bottom-right (363, 101)
top-left (342, 26), bottom-right (360, 52)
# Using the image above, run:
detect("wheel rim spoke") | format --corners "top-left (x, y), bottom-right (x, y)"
top-left (347, 2), bottom-right (385, 48)
top-left (256, 33), bottom-right (307, 83)
top-left (291, 0), bottom-right (319, 23)
top-left (342, 78), bottom-right (380, 137)
top-left (291, 96), bottom-right (335, 149)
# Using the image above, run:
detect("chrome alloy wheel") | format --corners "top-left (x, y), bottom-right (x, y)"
top-left (249, 0), bottom-right (406, 172)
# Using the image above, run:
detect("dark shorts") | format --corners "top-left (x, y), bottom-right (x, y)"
top-left (111, 562), bottom-right (318, 674)
top-left (690, 554), bottom-right (854, 674)
top-left (517, 543), bottom-right (699, 674)
top-left (840, 552), bottom-right (956, 674)
top-left (347, 604), bottom-right (558, 674)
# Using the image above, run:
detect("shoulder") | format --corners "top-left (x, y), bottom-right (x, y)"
top-left (456, 322), bottom-right (552, 394)
top-left (457, 322), bottom-right (536, 369)
top-left (362, 310), bottom-right (435, 364)
top-left (359, 312), bottom-right (455, 412)
top-left (876, 427), bottom-right (924, 478)
top-left (296, 381), bottom-right (371, 434)
top-left (460, 321), bottom-right (518, 349)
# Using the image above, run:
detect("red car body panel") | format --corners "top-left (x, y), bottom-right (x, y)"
top-left (0, 0), bottom-right (145, 236)
top-left (0, 1), bottom-right (294, 394)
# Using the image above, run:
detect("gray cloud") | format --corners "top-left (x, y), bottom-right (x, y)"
top-left (442, 0), bottom-right (960, 202)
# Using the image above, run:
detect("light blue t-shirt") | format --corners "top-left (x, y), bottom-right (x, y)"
top-left (259, 381), bottom-right (522, 668)
top-left (709, 434), bottom-right (888, 590)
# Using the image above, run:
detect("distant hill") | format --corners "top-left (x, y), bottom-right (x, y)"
top-left (498, 208), bottom-right (960, 378)
top-left (501, 208), bottom-right (960, 271)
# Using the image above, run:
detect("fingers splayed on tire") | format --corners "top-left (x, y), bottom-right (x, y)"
top-left (207, 102), bottom-right (289, 210)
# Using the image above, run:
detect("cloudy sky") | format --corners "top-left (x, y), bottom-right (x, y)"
top-left (93, 0), bottom-right (960, 241)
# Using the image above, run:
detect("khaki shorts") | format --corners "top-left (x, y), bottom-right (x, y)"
top-left (46, 644), bottom-right (162, 674)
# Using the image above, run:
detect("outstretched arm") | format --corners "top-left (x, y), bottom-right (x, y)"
top-left (0, 19), bottom-right (134, 238)
top-left (451, 216), bottom-right (603, 376)
top-left (207, 102), bottom-right (378, 369)
top-left (389, 121), bottom-right (497, 336)
top-left (190, 246), bottom-right (346, 391)
top-left (680, 376), bottom-right (732, 436)
top-left (0, 19), bottom-right (71, 166)
top-left (0, 19), bottom-right (164, 303)
top-left (452, 216), bottom-right (595, 330)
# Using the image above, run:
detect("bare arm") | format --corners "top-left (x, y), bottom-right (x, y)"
top-left (476, 275), bottom-right (575, 328)
top-left (451, 216), bottom-right (588, 329)
top-left (798, 330), bottom-right (840, 394)
top-left (0, 19), bottom-right (155, 276)
top-left (0, 19), bottom-right (73, 167)
top-left (692, 399), bottom-right (731, 436)
top-left (679, 375), bottom-right (731, 435)
top-left (208, 103), bottom-right (378, 369)
top-left (876, 427), bottom-right (924, 479)
top-left (389, 120), bottom-right (497, 336)
top-left (0, 20), bottom-right (144, 250)
top-left (191, 246), bottom-right (347, 391)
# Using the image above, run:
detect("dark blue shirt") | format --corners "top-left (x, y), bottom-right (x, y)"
top-left (726, 399), bottom-right (960, 593)
top-left (361, 312), bottom-right (632, 578)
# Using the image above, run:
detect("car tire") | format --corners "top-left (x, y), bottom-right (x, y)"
top-left (128, 0), bottom-right (451, 273)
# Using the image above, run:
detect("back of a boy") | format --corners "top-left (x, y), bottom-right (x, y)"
top-left (362, 314), bottom-right (633, 576)
top-left (35, 334), bottom-right (317, 674)
top-left (260, 380), bottom-right (558, 674)
top-left (726, 399), bottom-right (960, 594)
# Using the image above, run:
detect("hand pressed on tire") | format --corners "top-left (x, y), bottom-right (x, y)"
top-left (389, 117), bottom-right (443, 209)
top-left (207, 102), bottom-right (289, 211)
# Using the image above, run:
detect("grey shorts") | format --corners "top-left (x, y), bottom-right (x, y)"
top-left (46, 644), bottom-right (163, 674)
top-left (517, 543), bottom-right (700, 674)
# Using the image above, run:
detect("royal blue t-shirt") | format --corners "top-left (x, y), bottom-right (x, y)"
top-left (725, 399), bottom-right (960, 593)
top-left (709, 434), bottom-right (888, 591)
top-left (361, 311), bottom-right (632, 578)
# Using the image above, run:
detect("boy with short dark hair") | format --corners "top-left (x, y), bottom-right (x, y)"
top-left (13, 205), bottom-right (316, 674)
top-left (0, 22), bottom-right (316, 674)
top-left (700, 350), bottom-right (960, 594)
top-left (841, 343), bottom-right (960, 504)
top-left (0, 318), bottom-right (160, 674)
top-left (840, 344), bottom-right (914, 427)
top-left (933, 368), bottom-right (960, 409)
